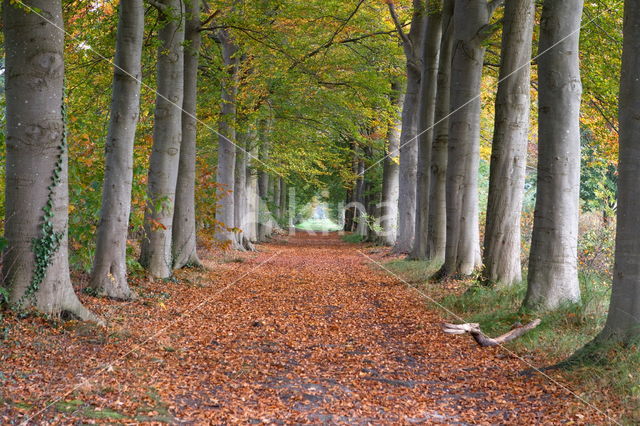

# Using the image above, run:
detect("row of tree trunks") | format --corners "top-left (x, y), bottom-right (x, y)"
top-left (410, 2), bottom-right (443, 260)
top-left (388, 0), bottom-right (425, 254)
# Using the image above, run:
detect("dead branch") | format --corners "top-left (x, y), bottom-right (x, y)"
top-left (442, 319), bottom-right (541, 347)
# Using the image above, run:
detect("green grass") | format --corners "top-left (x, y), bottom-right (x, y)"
top-left (295, 218), bottom-right (342, 232)
top-left (383, 260), bottom-right (640, 422)
top-left (341, 233), bottom-right (366, 243)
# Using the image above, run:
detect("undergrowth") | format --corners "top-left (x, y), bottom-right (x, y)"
top-left (341, 233), bottom-right (366, 243)
top-left (384, 260), bottom-right (639, 423)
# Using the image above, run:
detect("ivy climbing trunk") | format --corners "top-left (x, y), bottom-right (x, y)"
top-left (439, 0), bottom-right (501, 277)
top-left (388, 0), bottom-right (425, 254)
top-left (483, 0), bottom-right (534, 287)
top-left (214, 29), bottom-right (241, 249)
top-left (379, 81), bottom-right (403, 246)
top-left (3, 0), bottom-right (99, 321)
top-left (172, 0), bottom-right (202, 270)
top-left (91, 0), bottom-right (144, 299)
top-left (525, 0), bottom-right (583, 310)
top-left (410, 3), bottom-right (443, 260)
top-left (595, 0), bottom-right (640, 344)
top-left (427, 0), bottom-right (454, 263)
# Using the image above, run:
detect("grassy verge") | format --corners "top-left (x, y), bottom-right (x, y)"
top-left (383, 259), bottom-right (639, 423)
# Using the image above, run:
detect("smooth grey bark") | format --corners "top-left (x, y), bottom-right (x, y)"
top-left (273, 177), bottom-right (281, 221)
top-left (355, 159), bottom-right (368, 237)
top-left (173, 0), bottom-right (202, 270)
top-left (482, 0), bottom-right (534, 287)
top-left (214, 29), bottom-right (241, 249)
top-left (388, 0), bottom-right (426, 253)
top-left (427, 0), bottom-right (454, 263)
top-left (257, 124), bottom-right (272, 242)
top-left (91, 0), bottom-right (144, 299)
top-left (410, 4), bottom-right (443, 260)
top-left (524, 0), bottom-right (583, 310)
top-left (233, 131), bottom-right (254, 250)
top-left (3, 0), bottom-right (99, 322)
top-left (596, 0), bottom-right (640, 343)
top-left (380, 81), bottom-right (403, 246)
top-left (440, 0), bottom-right (501, 277)
top-left (246, 143), bottom-right (259, 242)
top-left (140, 0), bottom-right (185, 278)
top-left (279, 179), bottom-right (287, 230)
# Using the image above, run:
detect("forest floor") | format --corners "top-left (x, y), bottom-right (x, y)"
top-left (0, 233), bottom-right (618, 424)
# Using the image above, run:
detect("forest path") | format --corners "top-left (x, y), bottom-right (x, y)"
top-left (2, 233), bottom-right (609, 424)
top-left (161, 232), bottom-right (604, 423)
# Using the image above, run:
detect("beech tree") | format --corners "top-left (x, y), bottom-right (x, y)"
top-left (594, 0), bottom-right (640, 344)
top-left (426, 0), bottom-right (454, 262)
top-left (379, 81), bottom-right (403, 246)
top-left (173, 0), bottom-right (203, 269)
top-left (525, 0), bottom-right (583, 309)
top-left (3, 0), bottom-right (98, 321)
top-left (410, 1), bottom-right (443, 260)
top-left (91, 0), bottom-right (144, 299)
top-left (388, 0), bottom-right (425, 253)
top-left (140, 0), bottom-right (185, 278)
top-left (439, 0), bottom-right (503, 277)
top-left (482, 0), bottom-right (535, 286)
top-left (213, 28), bottom-right (241, 249)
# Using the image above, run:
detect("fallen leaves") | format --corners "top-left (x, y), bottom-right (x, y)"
top-left (0, 233), bottom-right (617, 423)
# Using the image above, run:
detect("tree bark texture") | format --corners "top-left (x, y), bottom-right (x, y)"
top-left (410, 5), bottom-right (443, 260)
top-left (392, 0), bottom-right (426, 253)
top-left (482, 0), bottom-right (534, 286)
top-left (172, 0), bottom-right (202, 269)
top-left (380, 81), bottom-right (403, 246)
top-left (441, 0), bottom-right (494, 276)
top-left (525, 0), bottom-right (583, 310)
top-left (3, 0), bottom-right (99, 321)
top-left (91, 0), bottom-right (144, 298)
top-left (140, 0), bottom-right (185, 278)
top-left (427, 0), bottom-right (454, 263)
top-left (214, 29), bottom-right (241, 249)
top-left (597, 0), bottom-right (640, 343)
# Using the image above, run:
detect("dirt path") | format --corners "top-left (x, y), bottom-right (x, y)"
top-left (1, 233), bottom-right (611, 424)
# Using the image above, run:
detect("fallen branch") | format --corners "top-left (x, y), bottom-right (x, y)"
top-left (442, 319), bottom-right (541, 347)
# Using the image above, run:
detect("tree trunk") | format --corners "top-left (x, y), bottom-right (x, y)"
top-left (246, 143), bottom-right (259, 242)
top-left (172, 0), bottom-right (202, 269)
top-left (596, 0), bottom-right (640, 343)
top-left (482, 0), bottom-right (534, 286)
top-left (279, 179), bottom-right (287, 231)
top-left (410, 5), bottom-right (443, 260)
top-left (257, 123), bottom-right (272, 242)
top-left (440, 0), bottom-right (495, 277)
top-left (140, 0), bottom-right (185, 278)
top-left (524, 0), bottom-right (583, 310)
top-left (391, 0), bottom-right (425, 254)
top-left (3, 0), bottom-right (98, 322)
top-left (233, 132), bottom-right (254, 250)
top-left (91, 0), bottom-right (144, 299)
top-left (380, 81), bottom-right (403, 246)
top-left (214, 29), bottom-right (241, 249)
top-left (355, 159), bottom-right (368, 237)
top-left (273, 177), bottom-right (281, 221)
top-left (427, 0), bottom-right (454, 263)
